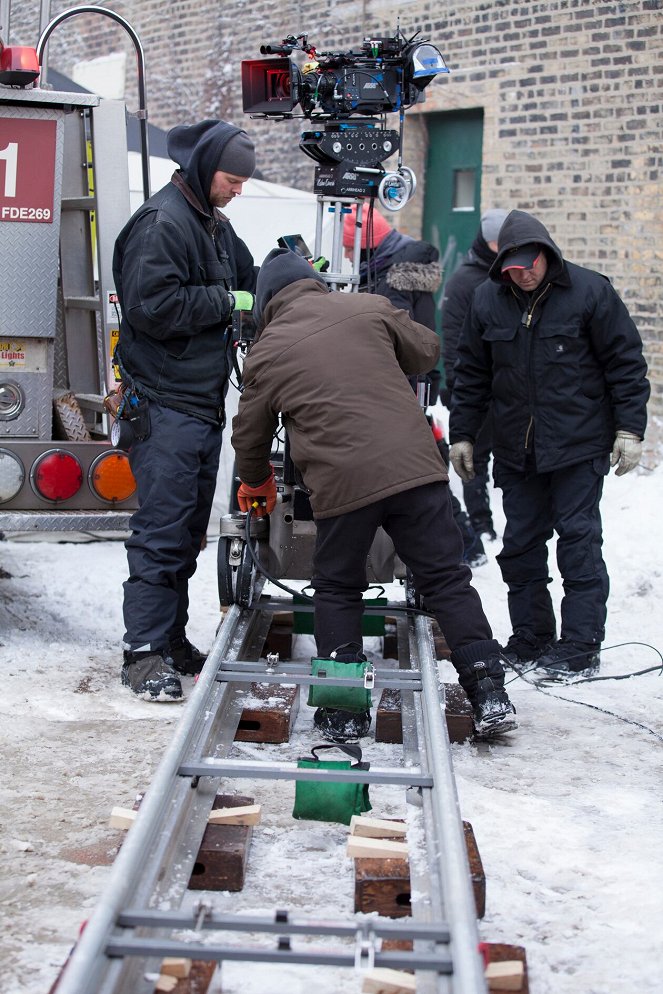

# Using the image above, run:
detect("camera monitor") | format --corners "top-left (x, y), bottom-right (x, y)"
top-left (277, 234), bottom-right (312, 258)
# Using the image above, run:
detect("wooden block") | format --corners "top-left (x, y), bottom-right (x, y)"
top-left (375, 684), bottom-right (474, 745)
top-left (350, 815), bottom-right (406, 839)
top-left (482, 943), bottom-right (529, 994)
top-left (362, 967), bottom-right (416, 993)
top-left (188, 794), bottom-right (254, 892)
top-left (109, 806), bottom-right (137, 830)
top-left (154, 976), bottom-right (178, 992)
top-left (262, 612), bottom-right (294, 659)
top-left (160, 958), bottom-right (192, 979)
top-left (347, 836), bottom-right (409, 859)
top-left (234, 682), bottom-right (299, 743)
top-left (374, 687), bottom-right (403, 744)
top-left (463, 820), bottom-right (486, 919)
top-left (354, 857), bottom-right (411, 918)
top-left (164, 960), bottom-right (216, 994)
top-left (208, 804), bottom-right (261, 826)
top-left (485, 960), bottom-right (524, 991)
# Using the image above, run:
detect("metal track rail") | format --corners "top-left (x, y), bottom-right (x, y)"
top-left (55, 594), bottom-right (488, 994)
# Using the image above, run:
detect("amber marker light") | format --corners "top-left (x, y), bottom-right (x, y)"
top-left (89, 451), bottom-right (136, 503)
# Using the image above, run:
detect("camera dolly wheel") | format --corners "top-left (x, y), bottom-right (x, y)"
top-left (217, 512), bottom-right (267, 607)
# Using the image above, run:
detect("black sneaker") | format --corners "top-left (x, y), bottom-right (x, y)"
top-left (470, 661), bottom-right (518, 738)
top-left (535, 639), bottom-right (600, 678)
top-left (462, 533), bottom-right (488, 569)
top-left (313, 707), bottom-right (372, 742)
top-left (170, 636), bottom-right (207, 675)
top-left (471, 517), bottom-right (497, 542)
top-left (122, 649), bottom-right (184, 702)
top-left (502, 629), bottom-right (554, 668)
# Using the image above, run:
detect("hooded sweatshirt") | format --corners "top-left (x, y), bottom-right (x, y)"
top-left (449, 209), bottom-right (649, 472)
top-left (112, 120), bottom-right (256, 423)
top-left (232, 252), bottom-right (446, 518)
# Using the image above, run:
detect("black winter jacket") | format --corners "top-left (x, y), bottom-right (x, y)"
top-left (439, 234), bottom-right (495, 401)
top-left (449, 210), bottom-right (649, 472)
top-left (364, 230), bottom-right (442, 331)
top-left (113, 121), bottom-right (256, 424)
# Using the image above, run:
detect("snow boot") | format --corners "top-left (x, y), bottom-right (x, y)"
top-left (169, 635), bottom-right (207, 676)
top-left (502, 629), bottom-right (554, 669)
top-left (451, 639), bottom-right (518, 738)
top-left (313, 643), bottom-right (372, 742)
top-left (122, 648), bottom-right (183, 702)
top-left (534, 638), bottom-right (600, 679)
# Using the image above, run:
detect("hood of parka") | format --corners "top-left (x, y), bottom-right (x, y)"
top-left (489, 209), bottom-right (566, 285)
top-left (166, 119), bottom-right (249, 210)
top-left (254, 247), bottom-right (329, 328)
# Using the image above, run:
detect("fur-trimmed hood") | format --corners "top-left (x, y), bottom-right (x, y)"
top-left (387, 259), bottom-right (443, 294)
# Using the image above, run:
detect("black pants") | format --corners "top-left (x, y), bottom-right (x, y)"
top-left (494, 456), bottom-right (610, 644)
top-left (462, 416), bottom-right (493, 529)
top-left (123, 403), bottom-right (222, 651)
top-left (311, 482), bottom-right (493, 659)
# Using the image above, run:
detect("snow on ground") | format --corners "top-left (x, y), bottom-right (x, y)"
top-left (0, 447), bottom-right (661, 994)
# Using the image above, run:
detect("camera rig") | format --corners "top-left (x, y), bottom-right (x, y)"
top-left (241, 29), bottom-right (448, 210)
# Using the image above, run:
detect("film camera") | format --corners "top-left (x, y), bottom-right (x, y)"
top-left (242, 30), bottom-right (448, 205)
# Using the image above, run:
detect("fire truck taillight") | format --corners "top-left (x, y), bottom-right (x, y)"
top-left (89, 451), bottom-right (136, 503)
top-left (30, 450), bottom-right (83, 502)
top-left (0, 449), bottom-right (25, 504)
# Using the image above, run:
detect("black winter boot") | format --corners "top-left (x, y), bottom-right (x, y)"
top-left (169, 635), bottom-right (207, 675)
top-left (451, 639), bottom-right (517, 738)
top-left (502, 629), bottom-right (554, 668)
top-left (313, 643), bottom-right (372, 742)
top-left (122, 648), bottom-right (183, 702)
top-left (534, 638), bottom-right (600, 679)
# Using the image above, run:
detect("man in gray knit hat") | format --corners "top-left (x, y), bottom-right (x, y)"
top-left (113, 120), bottom-right (258, 701)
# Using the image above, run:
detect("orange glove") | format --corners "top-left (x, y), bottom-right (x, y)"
top-left (237, 468), bottom-right (277, 517)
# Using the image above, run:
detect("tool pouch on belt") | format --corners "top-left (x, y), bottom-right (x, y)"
top-left (292, 743), bottom-right (371, 825)
top-left (307, 657), bottom-right (373, 713)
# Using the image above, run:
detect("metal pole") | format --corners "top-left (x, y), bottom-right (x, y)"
top-left (36, 4), bottom-right (151, 201)
top-left (415, 615), bottom-right (489, 994)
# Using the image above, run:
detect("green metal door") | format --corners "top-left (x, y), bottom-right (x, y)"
top-left (422, 109), bottom-right (484, 379)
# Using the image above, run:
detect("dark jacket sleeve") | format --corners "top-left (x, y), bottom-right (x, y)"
top-left (120, 214), bottom-right (233, 340)
top-left (440, 268), bottom-right (474, 396)
top-left (587, 278), bottom-right (649, 438)
top-left (448, 304), bottom-right (493, 445)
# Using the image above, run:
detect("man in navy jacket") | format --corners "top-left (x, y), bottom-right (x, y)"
top-left (449, 210), bottom-right (649, 677)
top-left (113, 119), bottom-right (257, 701)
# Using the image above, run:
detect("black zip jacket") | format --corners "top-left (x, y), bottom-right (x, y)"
top-left (113, 121), bottom-right (256, 424)
top-left (439, 233), bottom-right (495, 401)
top-left (449, 210), bottom-right (649, 472)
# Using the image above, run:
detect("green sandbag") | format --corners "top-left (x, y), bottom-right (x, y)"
top-left (292, 744), bottom-right (372, 825)
top-left (307, 657), bottom-right (372, 713)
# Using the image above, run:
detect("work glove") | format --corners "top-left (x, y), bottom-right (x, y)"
top-left (228, 290), bottom-right (254, 311)
top-left (610, 430), bottom-right (643, 476)
top-left (311, 256), bottom-right (329, 273)
top-left (237, 467), bottom-right (277, 517)
top-left (449, 441), bottom-right (475, 482)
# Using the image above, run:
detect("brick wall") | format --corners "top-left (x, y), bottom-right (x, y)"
top-left (10, 0), bottom-right (663, 428)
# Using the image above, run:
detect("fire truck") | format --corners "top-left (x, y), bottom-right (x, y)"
top-left (0, 5), bottom-right (148, 533)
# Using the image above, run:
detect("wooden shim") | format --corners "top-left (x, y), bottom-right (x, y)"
top-left (154, 975), bottom-right (178, 992)
top-left (362, 967), bottom-right (416, 993)
top-left (207, 804), bottom-right (261, 826)
top-left (347, 835), bottom-right (409, 860)
top-left (160, 958), bottom-right (192, 979)
top-left (109, 806), bottom-right (137, 830)
top-left (350, 815), bottom-right (406, 839)
top-left (485, 960), bottom-right (525, 991)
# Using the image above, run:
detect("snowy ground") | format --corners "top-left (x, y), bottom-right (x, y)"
top-left (0, 433), bottom-right (662, 994)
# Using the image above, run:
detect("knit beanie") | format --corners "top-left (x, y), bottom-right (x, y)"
top-left (342, 203), bottom-right (392, 249)
top-left (217, 131), bottom-right (256, 177)
top-left (480, 208), bottom-right (508, 244)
